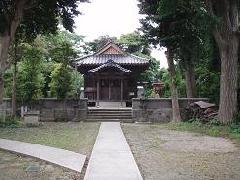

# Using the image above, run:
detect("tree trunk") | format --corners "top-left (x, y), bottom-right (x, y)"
top-left (0, 72), bottom-right (3, 104)
top-left (166, 49), bottom-right (182, 122)
top-left (12, 55), bottom-right (17, 117)
top-left (0, 0), bottom-right (26, 104)
top-left (217, 36), bottom-right (239, 124)
top-left (184, 62), bottom-right (197, 98)
top-left (206, 0), bottom-right (239, 124)
top-left (0, 34), bottom-right (11, 104)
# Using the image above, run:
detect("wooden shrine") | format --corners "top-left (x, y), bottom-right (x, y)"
top-left (75, 42), bottom-right (149, 106)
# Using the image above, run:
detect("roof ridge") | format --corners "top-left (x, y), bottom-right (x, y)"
top-left (129, 54), bottom-right (149, 61)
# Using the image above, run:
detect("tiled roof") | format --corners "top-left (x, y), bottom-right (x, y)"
top-left (88, 60), bottom-right (131, 73)
top-left (76, 54), bottom-right (149, 66)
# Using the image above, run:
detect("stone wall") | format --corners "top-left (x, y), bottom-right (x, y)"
top-left (0, 98), bottom-right (88, 122)
top-left (0, 98), bottom-right (12, 115)
top-left (132, 98), bottom-right (209, 122)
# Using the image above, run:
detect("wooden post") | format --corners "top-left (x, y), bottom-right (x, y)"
top-left (121, 78), bottom-right (123, 107)
top-left (109, 80), bottom-right (111, 100)
top-left (97, 78), bottom-right (100, 107)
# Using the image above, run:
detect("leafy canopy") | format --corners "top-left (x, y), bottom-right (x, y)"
top-left (0, 0), bottom-right (87, 39)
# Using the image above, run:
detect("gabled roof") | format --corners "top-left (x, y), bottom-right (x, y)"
top-left (95, 42), bottom-right (126, 55)
top-left (88, 60), bottom-right (131, 73)
top-left (76, 42), bottom-right (149, 66)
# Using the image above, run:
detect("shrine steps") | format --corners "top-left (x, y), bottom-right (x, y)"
top-left (86, 108), bottom-right (133, 123)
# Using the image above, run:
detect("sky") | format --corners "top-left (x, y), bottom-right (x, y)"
top-left (75, 0), bottom-right (168, 68)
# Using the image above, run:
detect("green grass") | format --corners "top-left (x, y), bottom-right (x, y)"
top-left (161, 121), bottom-right (240, 143)
top-left (0, 122), bottom-right (100, 155)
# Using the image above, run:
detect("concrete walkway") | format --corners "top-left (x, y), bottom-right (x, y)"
top-left (84, 122), bottom-right (143, 180)
top-left (0, 139), bottom-right (86, 172)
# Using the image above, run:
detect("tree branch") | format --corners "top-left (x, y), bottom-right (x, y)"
top-left (229, 0), bottom-right (239, 32)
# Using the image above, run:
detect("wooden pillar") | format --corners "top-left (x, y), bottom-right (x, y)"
top-left (120, 78), bottom-right (123, 107)
top-left (109, 80), bottom-right (111, 100)
top-left (97, 78), bottom-right (100, 107)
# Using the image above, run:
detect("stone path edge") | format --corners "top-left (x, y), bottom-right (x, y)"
top-left (0, 139), bottom-right (86, 173)
top-left (120, 123), bottom-right (145, 179)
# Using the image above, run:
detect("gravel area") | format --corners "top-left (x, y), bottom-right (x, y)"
top-left (122, 123), bottom-right (240, 180)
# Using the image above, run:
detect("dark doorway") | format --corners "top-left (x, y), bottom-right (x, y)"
top-left (100, 79), bottom-right (121, 100)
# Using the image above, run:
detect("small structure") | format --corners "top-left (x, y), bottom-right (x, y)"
top-left (24, 111), bottom-right (40, 126)
top-left (75, 42), bottom-right (149, 106)
top-left (152, 82), bottom-right (164, 97)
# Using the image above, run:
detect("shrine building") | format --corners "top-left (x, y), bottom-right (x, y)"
top-left (75, 42), bottom-right (149, 107)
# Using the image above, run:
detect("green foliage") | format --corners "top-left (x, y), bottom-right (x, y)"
top-left (158, 67), bottom-right (186, 97)
top-left (41, 61), bottom-right (55, 98)
top-left (208, 118), bottom-right (221, 126)
top-left (117, 32), bottom-right (151, 55)
top-left (50, 63), bottom-right (73, 99)
top-left (87, 35), bottom-right (117, 53)
top-left (3, 31), bottom-right (86, 100)
top-left (69, 69), bottom-right (84, 98)
top-left (138, 0), bottom-right (222, 103)
top-left (60, 30), bottom-right (89, 56)
top-left (0, 0), bottom-right (86, 37)
top-left (44, 32), bottom-right (80, 64)
top-left (164, 121), bottom-right (240, 142)
top-left (195, 39), bottom-right (220, 103)
top-left (3, 68), bottom-right (13, 98)
top-left (140, 58), bottom-right (160, 83)
top-left (16, 42), bottom-right (45, 103)
top-left (0, 115), bottom-right (20, 128)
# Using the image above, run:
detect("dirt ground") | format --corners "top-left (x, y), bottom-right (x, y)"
top-left (122, 123), bottom-right (240, 180)
top-left (0, 150), bottom-right (81, 180)
top-left (0, 122), bottom-right (100, 180)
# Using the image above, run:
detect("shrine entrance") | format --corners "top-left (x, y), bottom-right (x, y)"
top-left (100, 79), bottom-right (121, 101)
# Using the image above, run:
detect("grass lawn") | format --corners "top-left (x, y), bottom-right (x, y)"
top-left (122, 123), bottom-right (240, 180)
top-left (0, 122), bottom-right (100, 155)
top-left (0, 122), bottom-right (100, 180)
top-left (161, 121), bottom-right (240, 144)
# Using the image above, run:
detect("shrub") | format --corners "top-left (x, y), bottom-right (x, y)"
top-left (50, 63), bottom-right (73, 99)
top-left (0, 115), bottom-right (21, 128)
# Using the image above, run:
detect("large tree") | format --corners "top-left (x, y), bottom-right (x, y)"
top-left (204, 0), bottom-right (239, 124)
top-left (117, 32), bottom-right (151, 56)
top-left (0, 0), bottom-right (86, 103)
top-left (138, 0), bottom-right (187, 121)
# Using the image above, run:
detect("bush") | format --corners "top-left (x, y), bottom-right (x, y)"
top-left (50, 63), bottom-right (73, 99)
top-left (0, 115), bottom-right (21, 128)
top-left (208, 118), bottom-right (221, 126)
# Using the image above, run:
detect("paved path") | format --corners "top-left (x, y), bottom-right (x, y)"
top-left (84, 122), bottom-right (143, 180)
top-left (0, 139), bottom-right (86, 172)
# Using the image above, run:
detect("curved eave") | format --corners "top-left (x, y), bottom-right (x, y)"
top-left (88, 60), bottom-right (132, 73)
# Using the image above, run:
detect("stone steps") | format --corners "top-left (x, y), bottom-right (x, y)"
top-left (87, 119), bottom-right (134, 123)
top-left (87, 112), bottom-right (132, 115)
top-left (87, 108), bottom-right (132, 122)
top-left (88, 115), bottom-right (132, 119)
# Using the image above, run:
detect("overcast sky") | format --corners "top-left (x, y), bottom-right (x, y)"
top-left (75, 0), bottom-right (168, 68)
